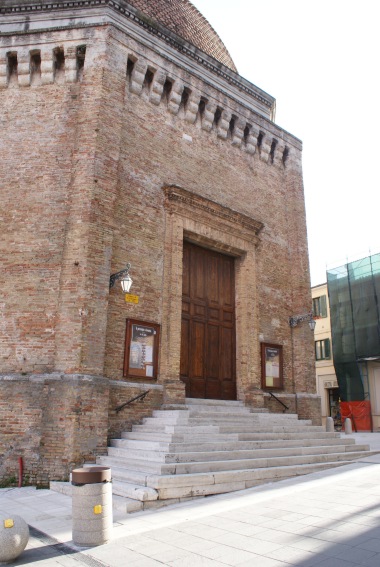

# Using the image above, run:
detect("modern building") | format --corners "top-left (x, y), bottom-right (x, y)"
top-left (327, 253), bottom-right (380, 431)
top-left (312, 283), bottom-right (340, 427)
top-left (0, 0), bottom-right (319, 484)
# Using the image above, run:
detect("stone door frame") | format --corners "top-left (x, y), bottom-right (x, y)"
top-left (160, 185), bottom-right (264, 406)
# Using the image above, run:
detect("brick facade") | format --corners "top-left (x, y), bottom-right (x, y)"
top-left (0, 0), bottom-right (320, 483)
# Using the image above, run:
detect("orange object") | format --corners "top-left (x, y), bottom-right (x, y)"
top-left (340, 401), bottom-right (372, 431)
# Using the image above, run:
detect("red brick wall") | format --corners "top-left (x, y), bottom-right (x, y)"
top-left (0, 375), bottom-right (109, 485)
top-left (108, 383), bottom-right (163, 440)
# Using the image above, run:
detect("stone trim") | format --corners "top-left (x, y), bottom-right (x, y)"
top-left (160, 185), bottom-right (263, 404)
top-left (164, 185), bottom-right (264, 243)
top-left (0, 372), bottom-right (109, 385)
top-left (109, 379), bottom-right (163, 390)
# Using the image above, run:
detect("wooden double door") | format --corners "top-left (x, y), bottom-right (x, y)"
top-left (180, 241), bottom-right (236, 400)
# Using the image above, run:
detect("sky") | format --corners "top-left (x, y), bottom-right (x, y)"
top-left (191, 0), bottom-right (380, 286)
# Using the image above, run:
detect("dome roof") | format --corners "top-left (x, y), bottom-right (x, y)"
top-left (127, 0), bottom-right (237, 72)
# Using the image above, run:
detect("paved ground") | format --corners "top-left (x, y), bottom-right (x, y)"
top-left (2, 432), bottom-right (380, 567)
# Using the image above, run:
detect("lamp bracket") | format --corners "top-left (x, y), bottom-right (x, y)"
top-left (289, 311), bottom-right (313, 328)
top-left (109, 263), bottom-right (131, 289)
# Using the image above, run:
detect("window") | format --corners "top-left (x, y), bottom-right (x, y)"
top-left (313, 295), bottom-right (327, 318)
top-left (315, 338), bottom-right (331, 360)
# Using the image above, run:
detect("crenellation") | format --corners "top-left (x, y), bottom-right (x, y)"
top-left (0, 54), bottom-right (7, 88)
top-left (18, 49), bottom-right (30, 87)
top-left (200, 99), bottom-right (214, 132)
top-left (149, 69), bottom-right (166, 105)
top-left (0, 43), bottom-right (87, 86)
top-left (260, 134), bottom-right (272, 163)
top-left (167, 79), bottom-right (184, 114)
top-left (184, 90), bottom-right (200, 124)
top-left (230, 116), bottom-right (245, 147)
top-left (273, 140), bottom-right (286, 167)
top-left (244, 123), bottom-right (259, 155)
top-left (122, 47), bottom-right (297, 165)
top-left (129, 58), bottom-right (147, 95)
top-left (0, 36), bottom-right (299, 168)
top-left (40, 46), bottom-right (54, 84)
top-left (217, 108), bottom-right (232, 139)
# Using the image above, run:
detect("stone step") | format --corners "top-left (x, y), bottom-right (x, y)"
top-left (168, 450), bottom-right (375, 475)
top-left (141, 415), bottom-right (315, 426)
top-left (115, 436), bottom-right (356, 453)
top-left (132, 424), bottom-right (223, 433)
top-left (104, 465), bottom-right (152, 486)
top-left (235, 429), bottom-right (337, 438)
top-left (132, 427), bottom-right (325, 439)
top-left (123, 431), bottom-right (239, 443)
top-left (133, 421), bottom-right (319, 432)
top-left (113, 495), bottom-right (143, 513)
top-left (99, 400), bottom-right (379, 510)
top-left (109, 440), bottom-right (369, 464)
top-left (185, 398), bottom-right (267, 409)
top-left (186, 406), bottom-right (253, 414)
top-left (111, 480), bottom-right (158, 501)
top-left (187, 409), bottom-right (302, 424)
top-left (104, 446), bottom-right (374, 475)
top-left (148, 461), bottom-right (348, 499)
top-left (100, 452), bottom-right (166, 474)
top-left (108, 440), bottom-right (372, 464)
top-left (124, 428), bottom-right (339, 443)
top-left (185, 398), bottom-right (268, 415)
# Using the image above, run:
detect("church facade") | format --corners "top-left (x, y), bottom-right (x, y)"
top-left (0, 0), bottom-right (320, 484)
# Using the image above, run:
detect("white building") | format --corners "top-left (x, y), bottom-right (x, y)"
top-left (312, 283), bottom-right (340, 427)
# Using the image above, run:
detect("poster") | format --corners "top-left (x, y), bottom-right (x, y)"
top-left (261, 343), bottom-right (283, 389)
top-left (124, 320), bottom-right (160, 379)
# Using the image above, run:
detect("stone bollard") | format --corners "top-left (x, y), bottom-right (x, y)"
top-left (326, 416), bottom-right (334, 432)
top-left (71, 466), bottom-right (113, 547)
top-left (0, 513), bottom-right (29, 564)
top-left (344, 418), bottom-right (353, 434)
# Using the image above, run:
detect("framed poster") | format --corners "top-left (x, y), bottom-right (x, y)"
top-left (261, 343), bottom-right (283, 390)
top-left (123, 319), bottom-right (160, 379)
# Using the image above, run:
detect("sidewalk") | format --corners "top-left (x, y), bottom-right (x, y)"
top-left (2, 432), bottom-right (380, 567)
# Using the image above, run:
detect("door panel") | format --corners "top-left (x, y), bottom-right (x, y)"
top-left (180, 241), bottom-right (236, 400)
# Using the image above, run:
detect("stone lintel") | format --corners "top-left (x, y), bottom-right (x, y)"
top-left (163, 185), bottom-right (264, 247)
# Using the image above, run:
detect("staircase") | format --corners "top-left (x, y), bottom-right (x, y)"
top-left (51, 398), bottom-right (377, 513)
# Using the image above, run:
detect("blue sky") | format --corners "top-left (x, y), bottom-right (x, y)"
top-left (191, 0), bottom-right (380, 286)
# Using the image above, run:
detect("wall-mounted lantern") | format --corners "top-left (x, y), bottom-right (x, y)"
top-left (289, 312), bottom-right (316, 331)
top-left (109, 263), bottom-right (133, 293)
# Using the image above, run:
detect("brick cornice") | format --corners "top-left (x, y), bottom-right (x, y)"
top-left (0, 0), bottom-right (275, 114)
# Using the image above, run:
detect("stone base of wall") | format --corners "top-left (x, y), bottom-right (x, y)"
top-left (263, 392), bottom-right (322, 425)
top-left (263, 393), bottom-right (297, 415)
top-left (108, 381), bottom-right (164, 440)
top-left (0, 374), bottom-right (110, 485)
top-left (295, 393), bottom-right (322, 426)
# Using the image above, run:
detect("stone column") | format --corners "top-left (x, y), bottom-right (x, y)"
top-left (159, 213), bottom-right (186, 407)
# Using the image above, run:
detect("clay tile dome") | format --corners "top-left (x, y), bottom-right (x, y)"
top-left (127, 0), bottom-right (237, 72)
